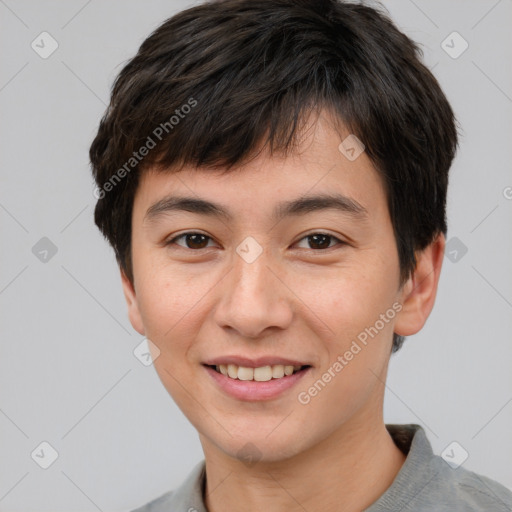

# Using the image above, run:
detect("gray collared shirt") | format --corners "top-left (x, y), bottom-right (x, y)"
top-left (131, 424), bottom-right (512, 511)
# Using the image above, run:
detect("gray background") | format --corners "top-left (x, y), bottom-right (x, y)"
top-left (1, 0), bottom-right (511, 510)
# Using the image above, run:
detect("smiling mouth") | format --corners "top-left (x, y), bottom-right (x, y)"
top-left (207, 364), bottom-right (310, 381)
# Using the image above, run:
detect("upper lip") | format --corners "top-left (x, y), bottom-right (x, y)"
top-left (203, 356), bottom-right (310, 368)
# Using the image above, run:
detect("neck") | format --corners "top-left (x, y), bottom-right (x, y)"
top-left (201, 414), bottom-right (406, 512)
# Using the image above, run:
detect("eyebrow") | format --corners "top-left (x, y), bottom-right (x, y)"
top-left (144, 193), bottom-right (368, 224)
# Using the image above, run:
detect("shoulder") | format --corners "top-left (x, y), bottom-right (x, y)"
top-left (129, 490), bottom-right (175, 512)
top-left (128, 460), bottom-right (206, 512)
top-left (370, 425), bottom-right (512, 512)
top-left (429, 460), bottom-right (512, 511)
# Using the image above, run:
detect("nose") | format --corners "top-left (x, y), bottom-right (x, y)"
top-left (213, 245), bottom-right (293, 339)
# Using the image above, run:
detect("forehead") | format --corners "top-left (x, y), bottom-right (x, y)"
top-left (133, 114), bottom-right (388, 225)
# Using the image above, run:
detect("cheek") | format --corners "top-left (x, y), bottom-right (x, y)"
top-left (295, 250), bottom-right (399, 395)
top-left (134, 265), bottom-right (208, 414)
top-left (135, 241), bottom-right (196, 311)
top-left (302, 261), bottom-right (398, 346)
top-left (134, 261), bottom-right (202, 350)
top-left (296, 283), bottom-right (396, 431)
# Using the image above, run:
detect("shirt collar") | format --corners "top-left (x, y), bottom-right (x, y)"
top-left (165, 423), bottom-right (430, 511)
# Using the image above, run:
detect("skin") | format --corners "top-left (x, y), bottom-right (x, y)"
top-left (121, 110), bottom-right (445, 512)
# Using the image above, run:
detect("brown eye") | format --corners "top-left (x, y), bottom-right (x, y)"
top-left (295, 233), bottom-right (344, 250)
top-left (166, 231), bottom-right (345, 252)
top-left (167, 232), bottom-right (214, 250)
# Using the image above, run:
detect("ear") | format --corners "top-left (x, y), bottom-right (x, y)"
top-left (120, 268), bottom-right (145, 335)
top-left (394, 233), bottom-right (445, 336)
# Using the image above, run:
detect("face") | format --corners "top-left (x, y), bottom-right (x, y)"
top-left (122, 112), bottom-right (422, 463)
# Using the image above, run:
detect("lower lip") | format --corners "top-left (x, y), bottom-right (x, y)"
top-left (204, 365), bottom-right (311, 401)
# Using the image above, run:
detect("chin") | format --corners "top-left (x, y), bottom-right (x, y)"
top-left (213, 430), bottom-right (309, 465)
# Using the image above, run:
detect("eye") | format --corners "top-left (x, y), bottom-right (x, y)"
top-left (295, 232), bottom-right (345, 250)
top-left (166, 232), bottom-right (216, 250)
top-left (165, 231), bottom-right (346, 251)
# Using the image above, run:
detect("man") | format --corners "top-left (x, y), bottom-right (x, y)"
top-left (89, 0), bottom-right (512, 510)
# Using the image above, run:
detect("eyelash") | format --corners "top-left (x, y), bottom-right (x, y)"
top-left (165, 231), bottom-right (346, 251)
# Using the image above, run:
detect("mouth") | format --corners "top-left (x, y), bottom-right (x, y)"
top-left (202, 357), bottom-right (312, 401)
top-left (207, 363), bottom-right (311, 382)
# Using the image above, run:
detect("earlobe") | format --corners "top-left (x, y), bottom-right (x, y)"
top-left (120, 268), bottom-right (145, 335)
top-left (394, 233), bottom-right (445, 337)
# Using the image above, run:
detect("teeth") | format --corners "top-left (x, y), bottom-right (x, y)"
top-left (272, 365), bottom-right (284, 378)
top-left (227, 364), bottom-right (238, 379)
top-left (238, 366), bottom-right (254, 381)
top-left (214, 363), bottom-right (305, 381)
top-left (254, 366), bottom-right (272, 381)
